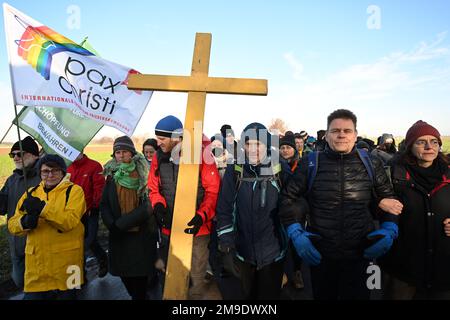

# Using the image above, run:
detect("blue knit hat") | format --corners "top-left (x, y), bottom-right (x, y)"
top-left (155, 115), bottom-right (183, 138)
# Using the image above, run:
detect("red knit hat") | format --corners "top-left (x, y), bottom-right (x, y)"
top-left (405, 120), bottom-right (442, 148)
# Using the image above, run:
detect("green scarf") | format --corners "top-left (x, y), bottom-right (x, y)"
top-left (103, 152), bottom-right (150, 197)
top-left (114, 162), bottom-right (139, 190)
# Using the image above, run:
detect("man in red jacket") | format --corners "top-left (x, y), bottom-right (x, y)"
top-left (68, 152), bottom-right (108, 278)
top-left (148, 115), bottom-right (220, 300)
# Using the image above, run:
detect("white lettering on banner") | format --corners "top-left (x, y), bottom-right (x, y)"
top-left (21, 111), bottom-right (80, 161)
top-left (35, 106), bottom-right (71, 137)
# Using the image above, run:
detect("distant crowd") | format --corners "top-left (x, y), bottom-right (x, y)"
top-left (1, 108), bottom-right (449, 300)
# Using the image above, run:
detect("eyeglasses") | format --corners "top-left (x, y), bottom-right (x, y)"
top-left (414, 139), bottom-right (440, 148)
top-left (9, 151), bottom-right (24, 159)
top-left (40, 168), bottom-right (62, 177)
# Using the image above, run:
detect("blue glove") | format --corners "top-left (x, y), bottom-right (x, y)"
top-left (364, 222), bottom-right (398, 260)
top-left (286, 223), bottom-right (322, 266)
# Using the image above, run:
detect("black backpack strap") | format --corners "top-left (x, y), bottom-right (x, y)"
top-left (65, 184), bottom-right (73, 207)
top-left (234, 163), bottom-right (244, 192)
top-left (28, 184), bottom-right (40, 195)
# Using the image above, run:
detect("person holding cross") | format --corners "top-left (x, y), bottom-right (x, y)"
top-left (148, 115), bottom-right (220, 300)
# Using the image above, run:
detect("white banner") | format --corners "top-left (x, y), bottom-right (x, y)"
top-left (3, 3), bottom-right (152, 136)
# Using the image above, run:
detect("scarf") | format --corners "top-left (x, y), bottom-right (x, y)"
top-left (406, 159), bottom-right (446, 193)
top-left (114, 162), bottom-right (139, 190)
top-left (103, 152), bottom-right (149, 197)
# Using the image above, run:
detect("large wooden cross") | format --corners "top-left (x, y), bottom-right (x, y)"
top-left (127, 33), bottom-right (267, 300)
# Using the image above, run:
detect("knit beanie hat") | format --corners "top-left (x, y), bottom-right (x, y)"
top-left (299, 131), bottom-right (308, 140)
top-left (11, 136), bottom-right (39, 156)
top-left (113, 136), bottom-right (137, 155)
top-left (241, 122), bottom-right (272, 148)
top-left (155, 115), bottom-right (183, 138)
top-left (38, 154), bottom-right (67, 174)
top-left (279, 133), bottom-right (296, 150)
top-left (405, 121), bottom-right (441, 148)
top-left (380, 133), bottom-right (394, 145)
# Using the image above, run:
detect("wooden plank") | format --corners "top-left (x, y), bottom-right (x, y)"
top-left (191, 33), bottom-right (211, 76)
top-left (127, 74), bottom-right (267, 95)
top-left (204, 77), bottom-right (268, 95)
top-left (163, 91), bottom-right (206, 300)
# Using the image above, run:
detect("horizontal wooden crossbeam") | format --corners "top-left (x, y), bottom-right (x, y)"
top-left (127, 74), bottom-right (268, 95)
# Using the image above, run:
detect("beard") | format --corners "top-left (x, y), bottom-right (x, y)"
top-left (14, 156), bottom-right (37, 170)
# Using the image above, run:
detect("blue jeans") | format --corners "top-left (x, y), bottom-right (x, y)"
top-left (7, 233), bottom-right (26, 289)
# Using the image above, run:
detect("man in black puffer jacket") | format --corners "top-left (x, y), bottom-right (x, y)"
top-left (279, 109), bottom-right (404, 300)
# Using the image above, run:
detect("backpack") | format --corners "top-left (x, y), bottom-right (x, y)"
top-left (233, 162), bottom-right (282, 208)
top-left (306, 148), bottom-right (375, 193)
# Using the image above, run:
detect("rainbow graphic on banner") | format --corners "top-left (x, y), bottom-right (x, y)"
top-left (15, 16), bottom-right (94, 80)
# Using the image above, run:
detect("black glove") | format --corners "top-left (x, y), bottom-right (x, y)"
top-left (21, 214), bottom-right (39, 230)
top-left (184, 214), bottom-right (204, 235)
top-left (23, 196), bottom-right (46, 216)
top-left (218, 244), bottom-right (240, 278)
top-left (154, 203), bottom-right (172, 229)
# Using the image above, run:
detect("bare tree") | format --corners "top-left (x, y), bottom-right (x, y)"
top-left (268, 118), bottom-right (288, 135)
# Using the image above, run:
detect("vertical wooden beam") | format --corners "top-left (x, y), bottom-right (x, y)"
top-left (162, 33), bottom-right (211, 300)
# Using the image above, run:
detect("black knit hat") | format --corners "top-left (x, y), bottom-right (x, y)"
top-left (241, 122), bottom-right (272, 147)
top-left (280, 133), bottom-right (296, 150)
top-left (113, 136), bottom-right (137, 155)
top-left (38, 154), bottom-right (67, 175)
top-left (11, 136), bottom-right (39, 156)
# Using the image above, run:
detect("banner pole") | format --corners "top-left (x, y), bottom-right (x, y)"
top-left (4, 5), bottom-right (30, 196)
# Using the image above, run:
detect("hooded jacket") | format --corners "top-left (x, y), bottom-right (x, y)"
top-left (147, 136), bottom-right (220, 237)
top-left (8, 175), bottom-right (86, 292)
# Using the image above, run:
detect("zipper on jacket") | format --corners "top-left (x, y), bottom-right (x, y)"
top-left (425, 192), bottom-right (434, 289)
top-left (410, 181), bottom-right (434, 288)
top-left (339, 154), bottom-right (345, 257)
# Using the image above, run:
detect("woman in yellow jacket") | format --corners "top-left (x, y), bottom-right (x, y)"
top-left (8, 154), bottom-right (86, 300)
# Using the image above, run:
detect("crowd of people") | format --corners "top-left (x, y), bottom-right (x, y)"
top-left (0, 108), bottom-right (449, 300)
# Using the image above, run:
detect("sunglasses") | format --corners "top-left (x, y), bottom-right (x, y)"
top-left (9, 151), bottom-right (25, 159)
